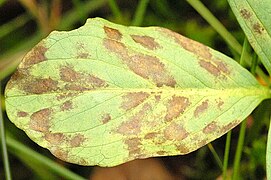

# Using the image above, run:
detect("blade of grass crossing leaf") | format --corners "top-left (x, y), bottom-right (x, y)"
top-left (108, 0), bottom-right (123, 20)
top-left (232, 118), bottom-right (247, 180)
top-left (186, 0), bottom-right (242, 54)
top-left (239, 38), bottom-right (249, 66)
top-left (232, 37), bottom-right (254, 180)
top-left (0, 82), bottom-right (12, 180)
top-left (223, 131), bottom-right (232, 180)
top-left (207, 143), bottom-right (223, 170)
top-left (267, 117), bottom-right (271, 180)
top-left (71, 0), bottom-right (89, 24)
top-left (132, 0), bottom-right (149, 26)
top-left (186, 0), bottom-right (270, 86)
top-left (6, 135), bottom-right (85, 180)
top-left (0, 13), bottom-right (30, 39)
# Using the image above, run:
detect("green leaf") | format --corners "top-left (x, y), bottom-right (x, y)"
top-left (267, 119), bottom-right (271, 180)
top-left (4, 18), bottom-right (270, 167)
top-left (228, 0), bottom-right (271, 75)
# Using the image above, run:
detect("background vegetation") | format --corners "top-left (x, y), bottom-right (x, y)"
top-left (0, 0), bottom-right (270, 179)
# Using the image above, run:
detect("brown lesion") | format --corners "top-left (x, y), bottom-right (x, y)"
top-left (164, 95), bottom-right (190, 122)
top-left (60, 65), bottom-right (108, 91)
top-left (125, 137), bottom-right (142, 157)
top-left (103, 37), bottom-right (176, 88)
top-left (164, 122), bottom-right (188, 141)
top-left (51, 148), bottom-right (68, 161)
top-left (45, 133), bottom-right (65, 145)
top-left (144, 132), bottom-right (158, 139)
top-left (253, 23), bottom-right (265, 34)
top-left (23, 43), bottom-right (48, 67)
top-left (17, 111), bottom-right (28, 117)
top-left (23, 78), bottom-right (58, 94)
top-left (203, 121), bottom-right (218, 134)
top-left (240, 9), bottom-right (252, 19)
top-left (30, 108), bottom-right (52, 132)
top-left (175, 143), bottom-right (190, 154)
top-left (194, 100), bottom-right (209, 117)
top-left (104, 26), bottom-right (123, 41)
top-left (131, 35), bottom-right (161, 50)
top-left (76, 42), bottom-right (90, 59)
top-left (102, 113), bottom-right (111, 124)
top-left (220, 120), bottom-right (240, 134)
top-left (117, 103), bottom-right (152, 136)
top-left (158, 27), bottom-right (212, 59)
top-left (70, 134), bottom-right (85, 147)
top-left (60, 100), bottom-right (73, 111)
top-left (121, 92), bottom-right (150, 111)
top-left (199, 59), bottom-right (229, 78)
top-left (60, 66), bottom-right (81, 82)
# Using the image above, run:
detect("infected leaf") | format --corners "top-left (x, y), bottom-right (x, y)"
top-left (5, 18), bottom-right (270, 167)
top-left (228, 0), bottom-right (271, 74)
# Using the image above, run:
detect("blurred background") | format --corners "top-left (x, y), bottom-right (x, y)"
top-left (0, 0), bottom-right (270, 179)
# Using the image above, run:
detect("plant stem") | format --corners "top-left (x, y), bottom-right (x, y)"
top-left (6, 134), bottom-right (86, 180)
top-left (223, 131), bottom-right (232, 180)
top-left (208, 143), bottom-right (223, 170)
top-left (0, 82), bottom-right (12, 180)
top-left (186, 0), bottom-right (242, 53)
top-left (108, 0), bottom-right (123, 20)
top-left (132, 0), bottom-right (149, 26)
top-left (232, 118), bottom-right (247, 180)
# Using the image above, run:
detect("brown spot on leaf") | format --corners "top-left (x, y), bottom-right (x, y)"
top-left (159, 28), bottom-right (211, 59)
top-left (176, 143), bottom-right (190, 154)
top-left (56, 92), bottom-right (78, 100)
top-left (165, 96), bottom-right (190, 121)
top-left (157, 151), bottom-right (167, 155)
top-left (104, 38), bottom-right (176, 87)
top-left (154, 95), bottom-right (161, 102)
top-left (121, 92), bottom-right (150, 111)
top-left (128, 54), bottom-right (176, 87)
top-left (30, 108), bottom-right (52, 132)
top-left (104, 26), bottom-right (122, 40)
top-left (86, 74), bottom-right (107, 88)
top-left (199, 59), bottom-right (229, 78)
top-left (17, 111), bottom-right (28, 117)
top-left (45, 133), bottom-right (65, 145)
top-left (104, 39), bottom-right (127, 55)
top-left (77, 52), bottom-right (90, 59)
top-left (70, 134), bottom-right (85, 147)
top-left (117, 116), bottom-right (141, 135)
top-left (220, 120), bottom-right (240, 134)
top-left (203, 121), bottom-right (218, 134)
top-left (125, 137), bottom-right (141, 157)
top-left (23, 44), bottom-right (48, 67)
top-left (51, 148), bottom-right (68, 161)
top-left (240, 9), bottom-right (252, 19)
top-left (60, 66), bottom-right (81, 82)
top-left (144, 132), bottom-right (158, 139)
top-left (102, 113), bottom-right (111, 124)
top-left (217, 98), bottom-right (224, 109)
top-left (164, 122), bottom-right (188, 141)
top-left (24, 78), bottom-right (58, 94)
top-left (131, 35), bottom-right (160, 50)
top-left (253, 23), bottom-right (264, 34)
top-left (117, 103), bottom-right (151, 135)
top-left (61, 100), bottom-right (73, 111)
top-left (194, 100), bottom-right (209, 117)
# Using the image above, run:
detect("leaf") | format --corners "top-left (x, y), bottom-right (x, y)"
top-left (228, 0), bottom-right (271, 75)
top-left (4, 18), bottom-right (270, 167)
